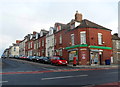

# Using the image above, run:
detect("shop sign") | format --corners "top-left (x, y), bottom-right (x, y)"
top-left (80, 48), bottom-right (87, 50)
top-left (68, 49), bottom-right (78, 52)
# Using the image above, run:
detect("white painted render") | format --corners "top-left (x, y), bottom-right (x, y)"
top-left (19, 39), bottom-right (27, 56)
top-left (9, 45), bottom-right (19, 57)
top-left (46, 27), bottom-right (54, 57)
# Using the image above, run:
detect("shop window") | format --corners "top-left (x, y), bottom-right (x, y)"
top-left (80, 31), bottom-right (86, 44)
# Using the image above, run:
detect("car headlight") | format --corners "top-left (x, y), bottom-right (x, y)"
top-left (66, 61), bottom-right (68, 63)
top-left (37, 59), bottom-right (39, 60)
top-left (59, 61), bottom-right (62, 63)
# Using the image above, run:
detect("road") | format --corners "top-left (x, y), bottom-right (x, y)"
top-left (1, 58), bottom-right (119, 87)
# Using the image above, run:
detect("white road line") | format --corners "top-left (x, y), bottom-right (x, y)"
top-left (0, 81), bottom-right (8, 83)
top-left (42, 67), bottom-right (55, 70)
top-left (41, 74), bottom-right (88, 80)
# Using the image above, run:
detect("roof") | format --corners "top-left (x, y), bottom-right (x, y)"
top-left (112, 33), bottom-right (120, 40)
top-left (77, 19), bottom-right (112, 31)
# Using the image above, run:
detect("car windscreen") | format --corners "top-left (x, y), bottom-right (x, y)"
top-left (59, 58), bottom-right (65, 60)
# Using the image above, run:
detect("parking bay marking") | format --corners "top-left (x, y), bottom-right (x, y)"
top-left (41, 74), bottom-right (88, 80)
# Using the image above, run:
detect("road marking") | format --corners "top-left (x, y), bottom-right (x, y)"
top-left (41, 74), bottom-right (88, 80)
top-left (0, 81), bottom-right (8, 83)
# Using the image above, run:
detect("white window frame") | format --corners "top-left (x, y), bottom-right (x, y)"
top-left (31, 42), bottom-right (32, 48)
top-left (60, 35), bottom-right (62, 44)
top-left (57, 25), bottom-right (61, 31)
top-left (42, 39), bottom-right (44, 47)
top-left (71, 34), bottom-right (74, 45)
top-left (98, 33), bottom-right (103, 45)
top-left (80, 31), bottom-right (86, 44)
top-left (39, 41), bottom-right (41, 47)
top-left (34, 43), bottom-right (36, 49)
top-left (117, 41), bottom-right (120, 49)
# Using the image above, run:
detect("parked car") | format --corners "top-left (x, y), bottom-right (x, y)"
top-left (19, 55), bottom-right (27, 60)
top-left (27, 56), bottom-right (33, 61)
top-left (36, 56), bottom-right (44, 63)
top-left (42, 57), bottom-right (51, 64)
top-left (9, 55), bottom-right (14, 58)
top-left (14, 55), bottom-right (19, 59)
top-left (50, 56), bottom-right (68, 65)
top-left (32, 56), bottom-right (39, 62)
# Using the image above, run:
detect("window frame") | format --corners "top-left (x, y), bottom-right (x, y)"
top-left (71, 34), bottom-right (74, 45)
top-left (80, 31), bottom-right (86, 44)
top-left (98, 33), bottom-right (103, 45)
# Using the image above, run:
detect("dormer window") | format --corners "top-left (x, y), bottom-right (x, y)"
top-left (57, 25), bottom-right (61, 31)
top-left (35, 33), bottom-right (38, 39)
top-left (30, 35), bottom-right (32, 40)
top-left (49, 27), bottom-right (53, 35)
top-left (40, 32), bottom-right (43, 37)
top-left (70, 23), bottom-right (75, 29)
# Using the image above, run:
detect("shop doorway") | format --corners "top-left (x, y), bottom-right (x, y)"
top-left (90, 52), bottom-right (99, 65)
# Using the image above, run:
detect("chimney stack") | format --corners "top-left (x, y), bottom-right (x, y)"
top-left (33, 31), bottom-right (37, 35)
top-left (75, 11), bottom-right (82, 22)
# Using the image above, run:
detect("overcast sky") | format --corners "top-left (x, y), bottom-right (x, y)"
top-left (0, 0), bottom-right (119, 56)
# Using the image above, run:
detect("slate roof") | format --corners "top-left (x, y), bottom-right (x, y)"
top-left (77, 19), bottom-right (112, 31)
top-left (112, 33), bottom-right (120, 40)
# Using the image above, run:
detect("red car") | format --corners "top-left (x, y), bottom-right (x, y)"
top-left (19, 55), bottom-right (27, 60)
top-left (50, 56), bottom-right (68, 65)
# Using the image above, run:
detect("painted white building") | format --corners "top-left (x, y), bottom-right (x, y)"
top-left (46, 27), bottom-right (55, 57)
top-left (9, 44), bottom-right (19, 57)
top-left (19, 37), bottom-right (27, 56)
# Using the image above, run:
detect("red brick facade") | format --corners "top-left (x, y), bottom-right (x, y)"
top-left (54, 26), bottom-right (112, 65)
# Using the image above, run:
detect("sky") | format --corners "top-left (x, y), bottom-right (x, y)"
top-left (0, 0), bottom-right (119, 56)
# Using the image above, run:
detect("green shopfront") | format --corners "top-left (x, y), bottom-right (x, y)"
top-left (65, 44), bottom-right (112, 65)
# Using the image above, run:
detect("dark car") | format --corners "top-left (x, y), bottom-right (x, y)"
top-left (32, 56), bottom-right (39, 62)
top-left (27, 56), bottom-right (33, 61)
top-left (36, 56), bottom-right (44, 63)
top-left (14, 55), bottom-right (19, 59)
top-left (42, 57), bottom-right (51, 64)
top-left (50, 56), bottom-right (68, 65)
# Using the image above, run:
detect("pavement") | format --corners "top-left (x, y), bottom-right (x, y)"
top-left (67, 64), bottom-right (118, 69)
